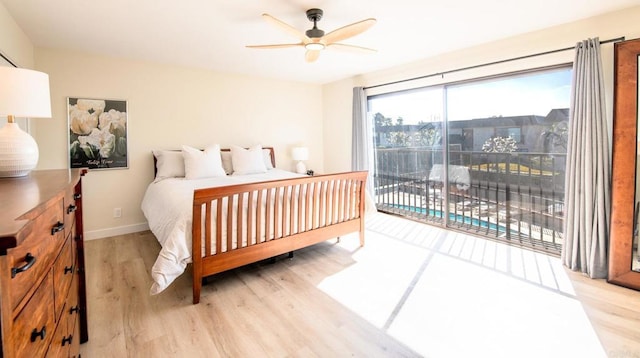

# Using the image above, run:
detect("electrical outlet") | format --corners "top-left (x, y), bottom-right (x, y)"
top-left (113, 207), bottom-right (122, 218)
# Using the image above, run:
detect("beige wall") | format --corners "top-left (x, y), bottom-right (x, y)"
top-left (33, 48), bottom-right (324, 238)
top-left (322, 78), bottom-right (357, 173)
top-left (322, 5), bottom-right (640, 173)
top-left (0, 2), bottom-right (33, 68)
top-left (0, 1), bottom-right (34, 132)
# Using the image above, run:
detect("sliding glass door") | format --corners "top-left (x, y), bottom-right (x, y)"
top-left (369, 87), bottom-right (446, 224)
top-left (369, 66), bottom-right (572, 254)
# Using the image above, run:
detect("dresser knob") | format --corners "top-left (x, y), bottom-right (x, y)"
top-left (51, 221), bottom-right (65, 235)
top-left (69, 305), bottom-right (80, 314)
top-left (67, 204), bottom-right (77, 214)
top-left (11, 253), bottom-right (36, 278)
top-left (62, 335), bottom-right (73, 346)
top-left (64, 265), bottom-right (73, 275)
top-left (30, 326), bottom-right (46, 342)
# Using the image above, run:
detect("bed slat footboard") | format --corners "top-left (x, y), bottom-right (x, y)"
top-left (191, 171), bottom-right (368, 304)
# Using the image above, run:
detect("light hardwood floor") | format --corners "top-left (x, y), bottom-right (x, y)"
top-left (80, 213), bottom-right (640, 357)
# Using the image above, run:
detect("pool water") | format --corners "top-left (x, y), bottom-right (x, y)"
top-left (391, 204), bottom-right (507, 232)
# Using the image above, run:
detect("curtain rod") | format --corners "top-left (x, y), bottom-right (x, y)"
top-left (363, 36), bottom-right (625, 90)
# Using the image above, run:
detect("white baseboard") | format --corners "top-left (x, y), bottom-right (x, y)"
top-left (84, 222), bottom-right (149, 240)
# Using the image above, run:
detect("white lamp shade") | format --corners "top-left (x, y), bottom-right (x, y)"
top-left (291, 147), bottom-right (309, 161)
top-left (292, 147), bottom-right (309, 174)
top-left (0, 67), bottom-right (52, 118)
top-left (0, 67), bottom-right (52, 177)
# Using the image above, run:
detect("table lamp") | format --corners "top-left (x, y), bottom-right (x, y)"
top-left (291, 146), bottom-right (309, 174)
top-left (0, 67), bottom-right (52, 177)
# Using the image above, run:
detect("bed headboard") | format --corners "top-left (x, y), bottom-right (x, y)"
top-left (153, 146), bottom-right (276, 177)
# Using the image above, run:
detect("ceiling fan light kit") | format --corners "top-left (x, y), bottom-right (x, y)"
top-left (246, 8), bottom-right (376, 62)
top-left (305, 43), bottom-right (325, 51)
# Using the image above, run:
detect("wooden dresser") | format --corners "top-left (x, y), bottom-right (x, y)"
top-left (0, 169), bottom-right (89, 357)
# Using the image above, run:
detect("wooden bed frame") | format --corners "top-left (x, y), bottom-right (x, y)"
top-left (156, 147), bottom-right (368, 304)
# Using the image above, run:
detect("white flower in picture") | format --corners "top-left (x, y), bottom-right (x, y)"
top-left (76, 99), bottom-right (106, 116)
top-left (69, 105), bottom-right (99, 135)
top-left (99, 109), bottom-right (127, 138)
top-left (78, 128), bottom-right (116, 158)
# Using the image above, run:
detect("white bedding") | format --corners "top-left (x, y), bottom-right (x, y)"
top-left (142, 169), bottom-right (310, 294)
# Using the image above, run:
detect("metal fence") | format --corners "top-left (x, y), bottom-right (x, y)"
top-left (374, 148), bottom-right (566, 255)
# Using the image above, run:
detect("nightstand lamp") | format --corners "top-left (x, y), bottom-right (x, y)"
top-left (0, 67), bottom-right (52, 177)
top-left (291, 146), bottom-right (309, 174)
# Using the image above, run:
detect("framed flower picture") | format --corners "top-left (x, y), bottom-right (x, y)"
top-left (68, 97), bottom-right (128, 170)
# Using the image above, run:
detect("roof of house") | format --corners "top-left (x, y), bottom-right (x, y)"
top-left (375, 108), bottom-right (569, 132)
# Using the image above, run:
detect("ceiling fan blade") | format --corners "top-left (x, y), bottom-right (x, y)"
top-left (305, 50), bottom-right (321, 63)
top-left (246, 43), bottom-right (304, 49)
top-left (327, 43), bottom-right (377, 53)
top-left (262, 13), bottom-right (310, 43)
top-left (322, 18), bottom-right (376, 45)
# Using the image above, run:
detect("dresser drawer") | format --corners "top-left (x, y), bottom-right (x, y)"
top-left (70, 309), bottom-right (81, 358)
top-left (66, 268), bottom-right (80, 329)
top-left (45, 305), bottom-right (69, 358)
top-left (70, 220), bottom-right (77, 264)
top-left (49, 260), bottom-right (80, 358)
top-left (67, 271), bottom-right (81, 357)
top-left (11, 271), bottom-right (55, 358)
top-left (64, 186), bottom-right (78, 240)
top-left (8, 199), bottom-right (64, 311)
top-left (53, 235), bottom-right (75, 321)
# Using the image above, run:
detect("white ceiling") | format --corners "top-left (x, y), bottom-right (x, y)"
top-left (2, 0), bottom-right (638, 84)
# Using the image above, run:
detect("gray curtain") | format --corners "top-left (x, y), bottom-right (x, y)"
top-left (352, 87), bottom-right (374, 194)
top-left (561, 38), bottom-right (610, 278)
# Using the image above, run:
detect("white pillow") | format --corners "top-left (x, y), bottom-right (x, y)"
top-left (154, 150), bottom-right (185, 179)
top-left (262, 149), bottom-right (274, 169)
top-left (231, 145), bottom-right (267, 175)
top-left (222, 148), bottom-right (272, 173)
top-left (182, 144), bottom-right (227, 179)
top-left (220, 151), bottom-right (233, 174)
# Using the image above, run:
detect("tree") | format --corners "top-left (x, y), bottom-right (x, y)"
top-left (415, 121), bottom-right (441, 147)
top-left (389, 132), bottom-right (410, 147)
top-left (482, 136), bottom-right (518, 153)
top-left (373, 112), bottom-right (394, 147)
top-left (374, 112), bottom-right (392, 127)
top-left (541, 122), bottom-right (568, 153)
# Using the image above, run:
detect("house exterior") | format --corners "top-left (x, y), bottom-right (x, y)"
top-left (375, 108), bottom-right (569, 154)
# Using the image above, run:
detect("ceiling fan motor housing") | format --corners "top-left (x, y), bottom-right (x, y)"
top-left (305, 8), bottom-right (325, 38)
top-left (306, 28), bottom-right (325, 38)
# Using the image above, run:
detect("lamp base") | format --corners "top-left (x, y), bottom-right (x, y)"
top-left (0, 122), bottom-right (39, 178)
top-left (295, 161), bottom-right (307, 174)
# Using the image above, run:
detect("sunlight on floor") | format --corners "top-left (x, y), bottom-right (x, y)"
top-left (317, 213), bottom-right (606, 357)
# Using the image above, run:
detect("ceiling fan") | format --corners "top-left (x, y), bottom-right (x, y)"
top-left (246, 8), bottom-right (377, 63)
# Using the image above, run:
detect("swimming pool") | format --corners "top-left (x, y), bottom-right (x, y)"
top-left (389, 204), bottom-right (507, 232)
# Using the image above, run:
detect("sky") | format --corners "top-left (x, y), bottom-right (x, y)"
top-left (368, 68), bottom-right (572, 124)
